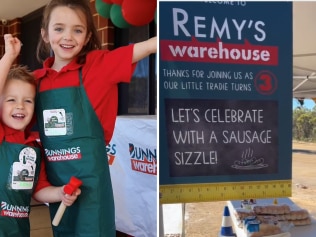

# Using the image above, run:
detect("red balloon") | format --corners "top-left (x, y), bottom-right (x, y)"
top-left (111, 0), bottom-right (123, 5)
top-left (102, 0), bottom-right (113, 3)
top-left (122, 0), bottom-right (156, 26)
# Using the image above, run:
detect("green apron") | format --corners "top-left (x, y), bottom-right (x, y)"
top-left (36, 69), bottom-right (115, 237)
top-left (0, 141), bottom-right (40, 237)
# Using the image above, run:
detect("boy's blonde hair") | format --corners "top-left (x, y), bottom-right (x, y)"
top-left (7, 66), bottom-right (36, 86)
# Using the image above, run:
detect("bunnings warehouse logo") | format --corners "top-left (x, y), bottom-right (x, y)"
top-left (45, 147), bottom-right (81, 162)
top-left (1, 201), bottom-right (29, 218)
top-left (106, 143), bottom-right (116, 165)
top-left (129, 143), bottom-right (157, 175)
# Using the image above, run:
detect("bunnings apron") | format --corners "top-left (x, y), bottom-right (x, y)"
top-left (36, 69), bottom-right (115, 237)
top-left (0, 141), bottom-right (40, 237)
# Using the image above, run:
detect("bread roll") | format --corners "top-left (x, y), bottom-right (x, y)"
top-left (253, 205), bottom-right (291, 215)
top-left (249, 224), bottom-right (282, 237)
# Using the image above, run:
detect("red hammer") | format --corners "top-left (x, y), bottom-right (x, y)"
top-left (52, 176), bottom-right (82, 226)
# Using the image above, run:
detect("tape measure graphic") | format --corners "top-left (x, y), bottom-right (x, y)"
top-left (160, 180), bottom-right (292, 204)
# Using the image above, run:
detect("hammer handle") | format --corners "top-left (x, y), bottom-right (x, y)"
top-left (52, 202), bottom-right (67, 226)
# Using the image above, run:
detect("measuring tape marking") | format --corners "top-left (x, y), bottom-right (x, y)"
top-left (160, 180), bottom-right (292, 204)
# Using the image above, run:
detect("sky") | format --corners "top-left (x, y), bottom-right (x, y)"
top-left (293, 98), bottom-right (315, 110)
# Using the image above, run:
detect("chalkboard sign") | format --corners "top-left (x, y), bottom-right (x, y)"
top-left (159, 2), bottom-right (292, 185)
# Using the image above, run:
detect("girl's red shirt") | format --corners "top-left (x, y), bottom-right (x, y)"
top-left (33, 45), bottom-right (136, 144)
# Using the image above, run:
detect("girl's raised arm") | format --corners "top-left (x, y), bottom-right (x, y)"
top-left (132, 36), bottom-right (157, 64)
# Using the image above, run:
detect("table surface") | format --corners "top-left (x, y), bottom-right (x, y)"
top-left (227, 198), bottom-right (316, 237)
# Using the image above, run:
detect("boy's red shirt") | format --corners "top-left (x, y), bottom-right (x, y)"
top-left (0, 122), bottom-right (51, 194)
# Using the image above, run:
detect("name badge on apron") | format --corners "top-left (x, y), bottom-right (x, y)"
top-left (12, 147), bottom-right (37, 190)
top-left (43, 109), bottom-right (67, 136)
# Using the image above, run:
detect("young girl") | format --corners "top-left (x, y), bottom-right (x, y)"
top-left (32, 0), bottom-right (157, 236)
top-left (0, 34), bottom-right (80, 237)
